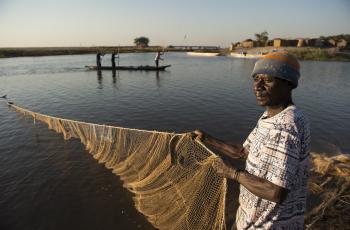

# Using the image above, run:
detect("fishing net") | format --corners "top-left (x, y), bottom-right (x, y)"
top-left (8, 102), bottom-right (226, 230)
top-left (7, 102), bottom-right (350, 229)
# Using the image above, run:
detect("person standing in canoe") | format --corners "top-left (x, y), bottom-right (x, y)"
top-left (111, 51), bottom-right (119, 69)
top-left (96, 52), bottom-right (104, 70)
top-left (155, 51), bottom-right (164, 67)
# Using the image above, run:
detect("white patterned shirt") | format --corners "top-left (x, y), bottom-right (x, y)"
top-left (236, 105), bottom-right (310, 230)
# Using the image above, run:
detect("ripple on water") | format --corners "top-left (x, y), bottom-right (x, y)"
top-left (0, 53), bottom-right (349, 229)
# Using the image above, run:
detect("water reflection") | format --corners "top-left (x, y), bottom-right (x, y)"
top-left (155, 71), bottom-right (161, 88)
top-left (155, 70), bottom-right (171, 89)
top-left (96, 69), bottom-right (121, 89)
top-left (96, 69), bottom-right (168, 89)
top-left (112, 69), bottom-right (120, 88)
top-left (112, 70), bottom-right (116, 84)
top-left (97, 70), bottom-right (103, 89)
top-left (1, 53), bottom-right (350, 230)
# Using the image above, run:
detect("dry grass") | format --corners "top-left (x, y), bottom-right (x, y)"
top-left (286, 47), bottom-right (350, 61)
top-left (305, 152), bottom-right (350, 230)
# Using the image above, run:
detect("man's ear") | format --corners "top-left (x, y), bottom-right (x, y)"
top-left (278, 78), bottom-right (293, 90)
top-left (281, 79), bottom-right (294, 90)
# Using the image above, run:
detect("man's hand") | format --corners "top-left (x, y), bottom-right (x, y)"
top-left (212, 158), bottom-right (240, 181)
top-left (190, 129), bottom-right (247, 160)
top-left (191, 129), bottom-right (206, 142)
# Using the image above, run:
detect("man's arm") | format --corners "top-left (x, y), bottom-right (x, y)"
top-left (192, 130), bottom-right (248, 160)
top-left (238, 171), bottom-right (288, 203)
top-left (213, 159), bottom-right (288, 204)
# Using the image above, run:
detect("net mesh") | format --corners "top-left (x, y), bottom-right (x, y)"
top-left (8, 103), bottom-right (227, 230)
top-left (7, 102), bottom-right (350, 229)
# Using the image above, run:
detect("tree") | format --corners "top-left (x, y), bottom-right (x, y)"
top-left (134, 36), bottom-right (150, 48)
top-left (255, 31), bottom-right (269, 47)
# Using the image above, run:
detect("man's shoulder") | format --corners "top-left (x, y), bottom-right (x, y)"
top-left (266, 106), bottom-right (309, 137)
top-left (282, 106), bottom-right (308, 126)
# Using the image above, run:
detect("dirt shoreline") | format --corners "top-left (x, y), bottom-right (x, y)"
top-left (1, 46), bottom-right (349, 61)
top-left (232, 47), bottom-right (350, 61)
top-left (0, 46), bottom-right (224, 58)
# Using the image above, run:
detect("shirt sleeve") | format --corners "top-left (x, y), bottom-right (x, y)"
top-left (263, 129), bottom-right (301, 189)
top-left (243, 126), bottom-right (257, 152)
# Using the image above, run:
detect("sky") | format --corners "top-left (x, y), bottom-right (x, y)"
top-left (0, 0), bottom-right (349, 47)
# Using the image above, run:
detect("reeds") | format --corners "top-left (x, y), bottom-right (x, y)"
top-left (305, 152), bottom-right (350, 229)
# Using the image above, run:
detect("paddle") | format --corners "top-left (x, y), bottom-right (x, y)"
top-left (117, 46), bottom-right (120, 66)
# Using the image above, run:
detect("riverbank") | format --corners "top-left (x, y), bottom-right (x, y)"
top-left (0, 47), bottom-right (164, 58)
top-left (231, 47), bottom-right (350, 61)
top-left (286, 47), bottom-right (350, 61)
top-left (1, 46), bottom-right (349, 61)
top-left (0, 46), bottom-right (195, 58)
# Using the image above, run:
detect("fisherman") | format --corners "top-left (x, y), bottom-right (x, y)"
top-left (96, 52), bottom-right (104, 70)
top-left (154, 51), bottom-right (163, 67)
top-left (192, 52), bottom-right (310, 229)
top-left (111, 51), bottom-right (120, 69)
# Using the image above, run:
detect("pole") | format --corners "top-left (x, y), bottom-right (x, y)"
top-left (117, 46), bottom-right (120, 66)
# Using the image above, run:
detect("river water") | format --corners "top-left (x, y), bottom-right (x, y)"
top-left (0, 53), bottom-right (349, 229)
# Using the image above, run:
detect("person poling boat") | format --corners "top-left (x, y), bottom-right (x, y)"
top-left (154, 51), bottom-right (164, 67)
top-left (111, 51), bottom-right (119, 69)
top-left (96, 52), bottom-right (104, 70)
top-left (87, 49), bottom-right (170, 71)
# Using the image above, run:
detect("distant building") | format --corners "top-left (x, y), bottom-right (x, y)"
top-left (267, 40), bottom-right (274, 46)
top-left (273, 39), bottom-right (298, 47)
top-left (235, 42), bottom-right (243, 48)
top-left (336, 39), bottom-right (348, 48)
top-left (315, 39), bottom-right (327, 47)
top-left (303, 38), bottom-right (349, 48)
top-left (230, 43), bottom-right (235, 51)
top-left (328, 38), bottom-right (337, 47)
top-left (305, 39), bottom-right (317, 47)
top-left (273, 39), bottom-right (286, 47)
top-left (231, 36), bottom-right (348, 50)
top-left (317, 39), bottom-right (335, 47)
top-left (289, 39), bottom-right (299, 47)
top-left (241, 39), bottom-right (257, 48)
top-left (297, 39), bottom-right (305, 47)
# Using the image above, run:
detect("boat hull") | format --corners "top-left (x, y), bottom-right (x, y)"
top-left (85, 65), bottom-right (171, 71)
top-left (187, 52), bottom-right (220, 57)
top-left (230, 53), bottom-right (264, 59)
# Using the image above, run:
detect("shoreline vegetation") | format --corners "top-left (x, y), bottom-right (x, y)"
top-left (286, 47), bottom-right (350, 61)
top-left (0, 46), bottom-right (172, 58)
top-left (231, 47), bottom-right (350, 62)
top-left (0, 46), bottom-right (228, 58)
top-left (2, 33), bottom-right (350, 61)
top-left (230, 32), bottom-right (350, 61)
top-left (0, 46), bottom-right (350, 61)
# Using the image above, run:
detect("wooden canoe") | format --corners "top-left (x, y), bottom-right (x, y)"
top-left (85, 65), bottom-right (171, 71)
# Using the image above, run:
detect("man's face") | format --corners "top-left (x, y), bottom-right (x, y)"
top-left (253, 74), bottom-right (292, 106)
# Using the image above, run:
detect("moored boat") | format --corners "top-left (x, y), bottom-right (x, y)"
top-left (186, 52), bottom-right (220, 57)
top-left (230, 52), bottom-right (265, 59)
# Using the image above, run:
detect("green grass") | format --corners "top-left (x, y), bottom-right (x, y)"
top-left (0, 46), bottom-right (186, 58)
top-left (286, 47), bottom-right (350, 61)
top-left (2, 46), bottom-right (349, 61)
